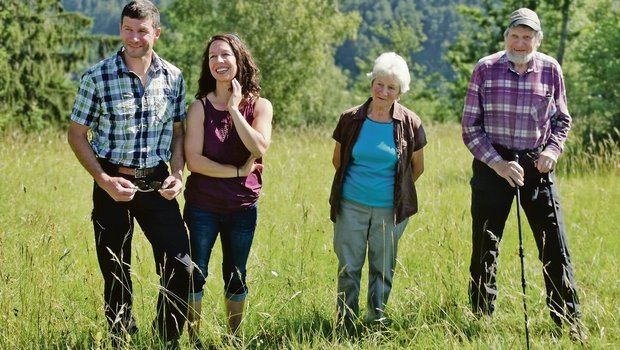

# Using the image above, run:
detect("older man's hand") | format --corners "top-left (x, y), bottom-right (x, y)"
top-left (536, 150), bottom-right (557, 173)
top-left (491, 160), bottom-right (524, 187)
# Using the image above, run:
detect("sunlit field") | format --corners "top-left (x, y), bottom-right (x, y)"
top-left (1, 123), bottom-right (618, 349)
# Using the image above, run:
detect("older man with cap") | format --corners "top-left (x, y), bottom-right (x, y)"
top-left (461, 7), bottom-right (585, 341)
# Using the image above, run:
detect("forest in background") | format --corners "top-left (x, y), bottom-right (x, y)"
top-left (1, 0), bottom-right (618, 151)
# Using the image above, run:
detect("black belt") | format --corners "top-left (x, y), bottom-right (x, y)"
top-left (98, 159), bottom-right (161, 178)
top-left (492, 143), bottom-right (543, 162)
top-left (116, 166), bottom-right (157, 178)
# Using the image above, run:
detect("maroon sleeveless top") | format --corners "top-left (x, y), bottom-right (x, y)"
top-left (184, 98), bottom-right (262, 213)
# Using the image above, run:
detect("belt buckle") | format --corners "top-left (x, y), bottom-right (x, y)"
top-left (135, 168), bottom-right (147, 179)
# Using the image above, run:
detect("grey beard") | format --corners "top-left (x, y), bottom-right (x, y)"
top-left (506, 50), bottom-right (535, 65)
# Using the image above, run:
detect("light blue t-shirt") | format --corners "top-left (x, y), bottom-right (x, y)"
top-left (342, 117), bottom-right (397, 207)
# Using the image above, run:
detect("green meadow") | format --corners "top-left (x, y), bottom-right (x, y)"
top-left (1, 123), bottom-right (618, 349)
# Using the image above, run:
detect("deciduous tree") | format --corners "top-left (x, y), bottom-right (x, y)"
top-left (161, 0), bottom-right (360, 126)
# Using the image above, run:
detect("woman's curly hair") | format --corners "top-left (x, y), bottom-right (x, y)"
top-left (195, 33), bottom-right (261, 102)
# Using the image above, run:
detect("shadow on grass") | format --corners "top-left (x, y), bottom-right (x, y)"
top-left (244, 309), bottom-right (428, 349)
top-left (244, 309), bottom-right (334, 349)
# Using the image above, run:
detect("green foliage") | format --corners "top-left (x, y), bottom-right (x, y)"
top-left (443, 0), bottom-right (579, 122)
top-left (160, 0), bottom-right (360, 126)
top-left (1, 0), bottom-right (618, 150)
top-left (443, 1), bottom-right (517, 122)
top-left (0, 0), bottom-right (108, 132)
top-left (62, 0), bottom-right (123, 35)
top-left (334, 0), bottom-right (449, 122)
top-left (337, 0), bottom-right (426, 78)
top-left (442, 0), bottom-right (619, 145)
top-left (568, 0), bottom-right (620, 146)
top-left (62, 0), bottom-right (174, 34)
top-left (412, 0), bottom-right (481, 81)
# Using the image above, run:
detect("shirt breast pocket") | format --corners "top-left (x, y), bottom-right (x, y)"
top-left (111, 93), bottom-right (138, 117)
top-left (148, 92), bottom-right (175, 124)
top-left (102, 94), bottom-right (137, 133)
top-left (530, 93), bottom-right (554, 122)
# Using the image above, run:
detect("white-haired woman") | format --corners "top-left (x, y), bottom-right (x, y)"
top-left (329, 52), bottom-right (427, 329)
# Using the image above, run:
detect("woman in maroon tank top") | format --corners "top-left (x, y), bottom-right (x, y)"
top-left (184, 33), bottom-right (273, 346)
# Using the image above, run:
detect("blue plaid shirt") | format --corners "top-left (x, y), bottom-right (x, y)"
top-left (70, 48), bottom-right (186, 168)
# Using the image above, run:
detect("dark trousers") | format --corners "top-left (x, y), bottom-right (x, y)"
top-left (468, 152), bottom-right (581, 324)
top-left (92, 162), bottom-right (192, 340)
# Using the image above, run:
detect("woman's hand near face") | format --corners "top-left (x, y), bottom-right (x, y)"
top-left (228, 78), bottom-right (242, 112)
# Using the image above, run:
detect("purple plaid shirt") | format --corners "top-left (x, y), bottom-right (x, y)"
top-left (462, 51), bottom-right (571, 166)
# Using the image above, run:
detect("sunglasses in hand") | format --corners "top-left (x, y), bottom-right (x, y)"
top-left (133, 180), bottom-right (164, 192)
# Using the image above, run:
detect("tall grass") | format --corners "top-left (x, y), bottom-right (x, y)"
top-left (0, 123), bottom-right (618, 349)
top-left (559, 127), bottom-right (620, 176)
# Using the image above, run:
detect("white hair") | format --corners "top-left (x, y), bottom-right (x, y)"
top-left (367, 52), bottom-right (411, 94)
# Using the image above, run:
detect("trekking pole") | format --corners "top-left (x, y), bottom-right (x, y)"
top-left (515, 153), bottom-right (531, 350)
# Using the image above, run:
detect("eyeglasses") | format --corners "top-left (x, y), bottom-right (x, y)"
top-left (133, 180), bottom-right (163, 192)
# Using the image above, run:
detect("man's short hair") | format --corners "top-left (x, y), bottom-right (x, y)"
top-left (121, 0), bottom-right (160, 28)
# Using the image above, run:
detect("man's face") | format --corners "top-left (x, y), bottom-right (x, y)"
top-left (505, 25), bottom-right (539, 65)
top-left (120, 16), bottom-right (160, 59)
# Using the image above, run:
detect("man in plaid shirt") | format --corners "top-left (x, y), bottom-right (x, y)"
top-left (462, 8), bottom-right (585, 341)
top-left (67, 1), bottom-right (190, 347)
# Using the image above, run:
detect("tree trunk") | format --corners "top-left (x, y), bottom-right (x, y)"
top-left (557, 0), bottom-right (570, 65)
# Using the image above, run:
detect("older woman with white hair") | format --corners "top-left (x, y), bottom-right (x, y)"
top-left (329, 52), bottom-right (427, 330)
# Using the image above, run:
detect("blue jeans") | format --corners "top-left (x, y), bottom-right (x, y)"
top-left (184, 203), bottom-right (257, 302)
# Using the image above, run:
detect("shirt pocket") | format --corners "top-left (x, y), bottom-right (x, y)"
top-left (530, 93), bottom-right (555, 123)
top-left (111, 93), bottom-right (138, 117)
top-left (102, 93), bottom-right (137, 134)
top-left (147, 90), bottom-right (175, 125)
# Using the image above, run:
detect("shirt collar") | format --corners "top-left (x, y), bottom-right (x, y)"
top-left (114, 47), bottom-right (164, 76)
top-left (354, 97), bottom-right (406, 121)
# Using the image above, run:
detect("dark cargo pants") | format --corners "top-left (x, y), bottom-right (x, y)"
top-left (468, 153), bottom-right (581, 325)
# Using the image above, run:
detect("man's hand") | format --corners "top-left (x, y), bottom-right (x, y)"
top-left (97, 176), bottom-right (136, 202)
top-left (536, 150), bottom-right (557, 173)
top-left (159, 175), bottom-right (183, 200)
top-left (490, 160), bottom-right (524, 187)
